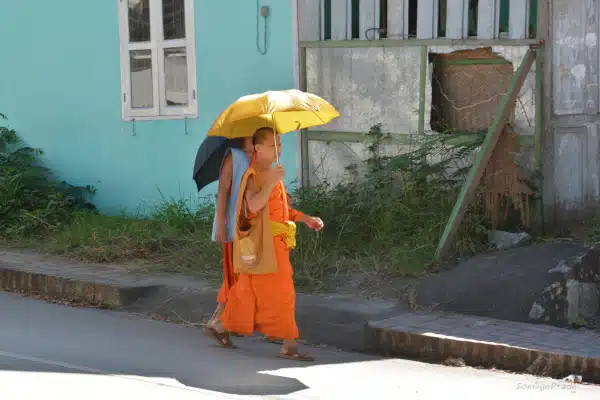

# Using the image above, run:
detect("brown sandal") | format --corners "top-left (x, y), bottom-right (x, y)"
top-left (277, 347), bottom-right (314, 362)
top-left (203, 326), bottom-right (237, 349)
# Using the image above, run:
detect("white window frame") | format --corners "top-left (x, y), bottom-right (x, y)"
top-left (117, 0), bottom-right (198, 121)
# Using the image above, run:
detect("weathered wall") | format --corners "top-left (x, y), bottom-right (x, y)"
top-left (544, 0), bottom-right (600, 223)
top-left (305, 45), bottom-right (536, 186)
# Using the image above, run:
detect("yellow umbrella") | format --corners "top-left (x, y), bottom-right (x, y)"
top-left (206, 89), bottom-right (340, 140)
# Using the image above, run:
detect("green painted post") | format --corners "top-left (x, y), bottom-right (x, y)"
top-left (434, 48), bottom-right (537, 261)
top-left (534, 47), bottom-right (543, 231)
top-left (298, 46), bottom-right (310, 187)
top-left (418, 45), bottom-right (428, 134)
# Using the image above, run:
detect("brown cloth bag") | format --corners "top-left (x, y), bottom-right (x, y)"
top-left (232, 168), bottom-right (278, 275)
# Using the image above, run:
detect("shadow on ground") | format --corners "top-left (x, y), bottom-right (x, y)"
top-left (414, 242), bottom-right (588, 323)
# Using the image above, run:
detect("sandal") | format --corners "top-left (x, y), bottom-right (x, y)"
top-left (277, 347), bottom-right (314, 362)
top-left (203, 326), bottom-right (237, 349)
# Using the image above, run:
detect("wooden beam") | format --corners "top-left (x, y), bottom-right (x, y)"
top-left (539, 0), bottom-right (554, 233)
top-left (417, 0), bottom-right (439, 39)
top-left (387, 0), bottom-right (409, 40)
top-left (418, 45), bottom-right (428, 134)
top-left (509, 0), bottom-right (530, 39)
top-left (477, 0), bottom-right (500, 39)
top-left (331, 0), bottom-right (351, 40)
top-left (299, 38), bottom-right (539, 48)
top-left (435, 47), bottom-right (537, 260)
top-left (305, 130), bottom-right (536, 146)
top-left (299, 46), bottom-right (310, 187)
top-left (446, 0), bottom-right (469, 39)
top-left (359, 0), bottom-right (380, 40)
top-left (298, 0), bottom-right (322, 41)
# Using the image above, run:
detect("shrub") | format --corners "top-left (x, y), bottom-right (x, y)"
top-left (0, 114), bottom-right (95, 237)
top-left (290, 124), bottom-right (489, 289)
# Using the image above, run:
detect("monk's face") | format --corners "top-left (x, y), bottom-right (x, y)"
top-left (241, 137), bottom-right (254, 153)
top-left (255, 132), bottom-right (281, 164)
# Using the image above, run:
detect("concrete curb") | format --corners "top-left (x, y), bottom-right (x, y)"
top-left (366, 314), bottom-right (600, 382)
top-left (0, 265), bottom-right (162, 307)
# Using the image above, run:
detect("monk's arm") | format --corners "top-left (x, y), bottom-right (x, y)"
top-left (289, 208), bottom-right (306, 223)
top-left (245, 176), bottom-right (277, 214)
top-left (215, 155), bottom-right (233, 226)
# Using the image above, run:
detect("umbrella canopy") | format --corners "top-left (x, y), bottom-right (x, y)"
top-left (192, 136), bottom-right (245, 192)
top-left (206, 89), bottom-right (340, 139)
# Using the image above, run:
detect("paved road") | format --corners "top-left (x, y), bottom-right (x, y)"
top-left (0, 291), bottom-right (598, 399)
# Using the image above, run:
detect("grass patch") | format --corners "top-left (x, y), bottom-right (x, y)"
top-left (41, 202), bottom-right (222, 278)
top-left (1, 116), bottom-right (491, 292)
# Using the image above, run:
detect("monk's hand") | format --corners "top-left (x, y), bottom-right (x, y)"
top-left (215, 220), bottom-right (227, 243)
top-left (304, 216), bottom-right (324, 232)
top-left (266, 165), bottom-right (285, 186)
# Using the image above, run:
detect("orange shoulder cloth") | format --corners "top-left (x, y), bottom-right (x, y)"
top-left (232, 168), bottom-right (278, 275)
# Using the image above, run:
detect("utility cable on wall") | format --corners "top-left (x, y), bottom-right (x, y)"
top-left (256, 0), bottom-right (269, 55)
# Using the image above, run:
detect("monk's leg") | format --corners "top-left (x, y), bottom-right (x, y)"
top-left (207, 243), bottom-right (235, 329)
top-left (206, 304), bottom-right (225, 329)
top-left (251, 239), bottom-right (313, 361)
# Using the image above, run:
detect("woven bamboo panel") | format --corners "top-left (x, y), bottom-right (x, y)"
top-left (430, 47), bottom-right (515, 134)
top-left (480, 126), bottom-right (535, 229)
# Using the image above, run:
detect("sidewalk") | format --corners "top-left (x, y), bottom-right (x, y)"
top-left (1, 248), bottom-right (600, 381)
top-left (366, 311), bottom-right (600, 382)
top-left (0, 249), bottom-right (398, 351)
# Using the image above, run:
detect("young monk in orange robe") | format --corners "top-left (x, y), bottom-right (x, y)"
top-left (204, 137), bottom-right (254, 332)
top-left (211, 127), bottom-right (324, 361)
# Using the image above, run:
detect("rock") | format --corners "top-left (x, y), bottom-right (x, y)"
top-left (571, 248), bottom-right (600, 282)
top-left (563, 374), bottom-right (583, 383)
top-left (443, 357), bottom-right (466, 367)
top-left (548, 259), bottom-right (571, 274)
top-left (566, 279), bottom-right (600, 325)
top-left (529, 247), bottom-right (600, 328)
top-left (529, 281), bottom-right (569, 326)
top-left (488, 231), bottom-right (532, 250)
top-left (528, 302), bottom-right (545, 320)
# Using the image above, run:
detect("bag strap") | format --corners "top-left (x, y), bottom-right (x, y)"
top-left (235, 168), bottom-right (255, 232)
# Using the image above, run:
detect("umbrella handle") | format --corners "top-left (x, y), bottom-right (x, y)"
top-left (273, 128), bottom-right (280, 166)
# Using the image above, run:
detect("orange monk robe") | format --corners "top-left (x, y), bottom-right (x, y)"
top-left (221, 182), bottom-right (304, 340)
top-left (216, 242), bottom-right (236, 304)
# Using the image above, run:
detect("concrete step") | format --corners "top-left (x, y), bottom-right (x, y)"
top-left (366, 310), bottom-right (600, 382)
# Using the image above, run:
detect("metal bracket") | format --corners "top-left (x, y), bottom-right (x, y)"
top-left (529, 40), bottom-right (545, 50)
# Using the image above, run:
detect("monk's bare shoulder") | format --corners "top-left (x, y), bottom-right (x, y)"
top-left (218, 153), bottom-right (233, 190)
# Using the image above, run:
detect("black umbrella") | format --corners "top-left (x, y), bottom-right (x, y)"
top-left (193, 136), bottom-right (245, 192)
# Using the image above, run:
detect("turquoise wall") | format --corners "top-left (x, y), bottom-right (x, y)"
top-left (0, 0), bottom-right (296, 215)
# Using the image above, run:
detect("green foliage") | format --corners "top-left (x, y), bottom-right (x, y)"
top-left (0, 114), bottom-right (95, 237)
top-left (290, 124), bottom-right (489, 289)
top-left (0, 116), bottom-right (493, 292)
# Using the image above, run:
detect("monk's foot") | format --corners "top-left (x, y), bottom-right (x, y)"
top-left (203, 327), bottom-right (237, 349)
top-left (264, 336), bottom-right (282, 344)
top-left (277, 347), bottom-right (314, 362)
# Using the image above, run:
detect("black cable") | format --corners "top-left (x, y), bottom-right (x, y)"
top-left (256, 0), bottom-right (268, 55)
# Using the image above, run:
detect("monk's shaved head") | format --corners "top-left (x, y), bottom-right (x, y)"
top-left (252, 127), bottom-right (281, 165)
top-left (253, 127), bottom-right (275, 145)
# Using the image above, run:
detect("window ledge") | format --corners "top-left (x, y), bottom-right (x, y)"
top-left (122, 114), bottom-right (199, 122)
